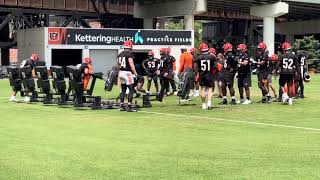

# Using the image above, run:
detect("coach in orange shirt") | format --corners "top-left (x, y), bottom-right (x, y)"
top-left (178, 48), bottom-right (195, 98)
top-left (179, 48), bottom-right (193, 74)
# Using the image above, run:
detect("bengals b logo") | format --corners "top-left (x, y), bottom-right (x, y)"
top-left (49, 32), bottom-right (59, 41)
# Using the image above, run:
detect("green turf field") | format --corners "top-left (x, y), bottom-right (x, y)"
top-left (0, 76), bottom-right (320, 180)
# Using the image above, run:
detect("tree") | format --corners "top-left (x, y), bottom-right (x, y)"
top-left (293, 36), bottom-right (320, 59)
top-left (165, 19), bottom-right (203, 48)
top-left (194, 21), bottom-right (203, 48)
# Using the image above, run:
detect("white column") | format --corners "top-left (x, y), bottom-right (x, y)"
top-left (144, 18), bottom-right (154, 29)
top-left (263, 17), bottom-right (275, 54)
top-left (250, 2), bottom-right (289, 55)
top-left (184, 15), bottom-right (194, 30)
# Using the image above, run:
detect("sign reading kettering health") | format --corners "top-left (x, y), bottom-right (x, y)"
top-left (48, 28), bottom-right (192, 46)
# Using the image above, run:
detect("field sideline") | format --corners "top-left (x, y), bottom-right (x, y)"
top-left (0, 76), bottom-right (320, 180)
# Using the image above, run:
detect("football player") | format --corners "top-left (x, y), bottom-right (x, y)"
top-left (194, 43), bottom-right (220, 110)
top-left (255, 42), bottom-right (271, 103)
top-left (295, 50), bottom-right (307, 98)
top-left (190, 48), bottom-right (200, 97)
top-left (165, 48), bottom-right (178, 95)
top-left (10, 53), bottom-right (40, 102)
top-left (220, 43), bottom-right (238, 105)
top-left (142, 50), bottom-right (159, 94)
top-left (209, 48), bottom-right (222, 98)
top-left (268, 54), bottom-right (278, 99)
top-left (179, 48), bottom-right (194, 97)
top-left (157, 48), bottom-right (175, 102)
top-left (179, 48), bottom-right (194, 74)
top-left (216, 53), bottom-right (225, 98)
top-left (237, 44), bottom-right (251, 105)
top-left (277, 42), bottom-right (300, 105)
top-left (81, 57), bottom-right (93, 90)
top-left (117, 40), bottom-right (138, 112)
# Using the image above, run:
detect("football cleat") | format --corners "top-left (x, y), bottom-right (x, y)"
top-left (261, 97), bottom-right (267, 103)
top-left (24, 96), bottom-right (30, 102)
top-left (126, 107), bottom-right (138, 112)
top-left (221, 98), bottom-right (228, 105)
top-left (282, 93), bottom-right (289, 104)
top-left (241, 99), bottom-right (252, 105)
top-left (202, 103), bottom-right (208, 110)
top-left (230, 99), bottom-right (237, 105)
top-left (237, 99), bottom-right (245, 104)
top-left (173, 91), bottom-right (178, 96)
top-left (267, 96), bottom-right (272, 103)
top-left (207, 101), bottom-right (212, 109)
top-left (9, 96), bottom-right (18, 102)
top-left (119, 104), bottom-right (126, 111)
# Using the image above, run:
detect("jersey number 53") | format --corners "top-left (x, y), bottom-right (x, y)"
top-left (148, 61), bottom-right (156, 68)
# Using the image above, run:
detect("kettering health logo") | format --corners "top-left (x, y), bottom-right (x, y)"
top-left (134, 30), bottom-right (144, 44)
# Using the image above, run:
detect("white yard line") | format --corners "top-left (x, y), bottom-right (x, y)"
top-left (141, 111), bottom-right (320, 132)
top-left (1, 95), bottom-right (319, 132)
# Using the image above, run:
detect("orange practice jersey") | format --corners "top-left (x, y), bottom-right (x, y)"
top-left (179, 52), bottom-right (193, 73)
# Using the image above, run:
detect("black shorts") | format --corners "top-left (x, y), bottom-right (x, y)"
top-left (200, 73), bottom-right (214, 87)
top-left (279, 74), bottom-right (294, 87)
top-left (222, 71), bottom-right (235, 86)
top-left (238, 73), bottom-right (251, 88)
top-left (147, 74), bottom-right (158, 81)
top-left (10, 79), bottom-right (22, 91)
top-left (134, 75), bottom-right (144, 86)
top-left (257, 70), bottom-right (269, 81)
top-left (216, 72), bottom-right (223, 81)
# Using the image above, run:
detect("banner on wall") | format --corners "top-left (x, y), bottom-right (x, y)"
top-left (48, 27), bottom-right (193, 46)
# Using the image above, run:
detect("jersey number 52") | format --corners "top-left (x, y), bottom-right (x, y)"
top-left (282, 58), bottom-right (293, 70)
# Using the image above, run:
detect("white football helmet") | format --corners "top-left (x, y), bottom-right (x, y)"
top-left (304, 72), bottom-right (311, 83)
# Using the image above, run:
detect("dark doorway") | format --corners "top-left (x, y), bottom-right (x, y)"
top-left (52, 49), bottom-right (82, 67)
top-left (133, 52), bottom-right (148, 76)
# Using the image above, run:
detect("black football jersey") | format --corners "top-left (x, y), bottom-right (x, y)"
top-left (159, 55), bottom-right (174, 73)
top-left (279, 52), bottom-right (299, 75)
top-left (143, 58), bottom-right (159, 73)
top-left (268, 61), bottom-right (277, 74)
top-left (296, 51), bottom-right (306, 67)
top-left (117, 50), bottom-right (134, 72)
top-left (223, 52), bottom-right (238, 72)
top-left (167, 55), bottom-right (176, 70)
top-left (237, 53), bottom-right (250, 74)
top-left (196, 53), bottom-right (217, 76)
top-left (256, 51), bottom-right (269, 71)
